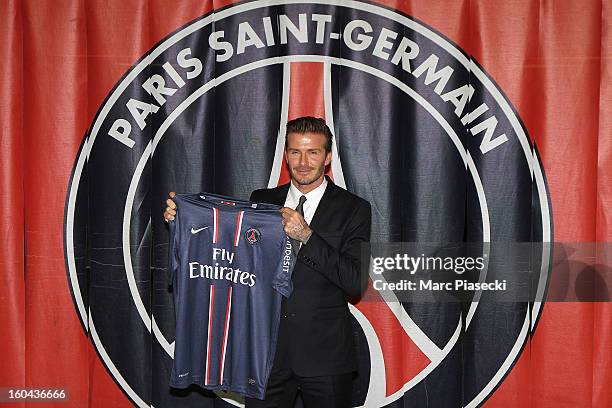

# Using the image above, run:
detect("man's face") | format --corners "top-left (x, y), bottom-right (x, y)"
top-left (286, 132), bottom-right (332, 186)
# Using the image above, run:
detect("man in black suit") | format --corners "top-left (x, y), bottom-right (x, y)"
top-left (164, 117), bottom-right (371, 408)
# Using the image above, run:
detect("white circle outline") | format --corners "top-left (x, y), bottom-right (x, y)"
top-left (63, 1), bottom-right (553, 407)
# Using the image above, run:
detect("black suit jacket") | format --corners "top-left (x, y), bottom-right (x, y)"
top-left (250, 177), bottom-right (371, 377)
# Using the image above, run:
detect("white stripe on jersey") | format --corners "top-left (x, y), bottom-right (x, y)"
top-left (234, 211), bottom-right (244, 247)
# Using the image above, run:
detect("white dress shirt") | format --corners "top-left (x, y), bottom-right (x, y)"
top-left (283, 177), bottom-right (328, 224)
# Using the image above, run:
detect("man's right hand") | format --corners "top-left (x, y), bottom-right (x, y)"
top-left (164, 191), bottom-right (177, 222)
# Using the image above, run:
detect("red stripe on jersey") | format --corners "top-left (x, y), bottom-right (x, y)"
top-left (213, 208), bottom-right (219, 243)
top-left (219, 287), bottom-right (233, 383)
top-left (205, 285), bottom-right (215, 385)
top-left (234, 211), bottom-right (244, 247)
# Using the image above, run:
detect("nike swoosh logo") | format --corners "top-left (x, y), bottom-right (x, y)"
top-left (191, 226), bottom-right (209, 234)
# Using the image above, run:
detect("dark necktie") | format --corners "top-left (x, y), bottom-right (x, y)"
top-left (292, 195), bottom-right (307, 253)
top-left (295, 195), bottom-right (307, 217)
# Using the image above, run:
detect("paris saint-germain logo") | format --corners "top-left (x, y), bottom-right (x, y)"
top-left (65, 1), bottom-right (552, 407)
top-left (244, 227), bottom-right (261, 245)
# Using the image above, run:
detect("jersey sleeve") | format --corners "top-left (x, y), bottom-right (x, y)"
top-left (167, 212), bottom-right (180, 287)
top-left (272, 234), bottom-right (296, 297)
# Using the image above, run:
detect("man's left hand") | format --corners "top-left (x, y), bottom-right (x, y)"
top-left (280, 207), bottom-right (312, 244)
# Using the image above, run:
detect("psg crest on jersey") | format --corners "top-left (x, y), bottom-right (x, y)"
top-left (244, 228), bottom-right (262, 245)
top-left (65, 1), bottom-right (552, 407)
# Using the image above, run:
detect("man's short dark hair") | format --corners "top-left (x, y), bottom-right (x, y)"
top-left (285, 116), bottom-right (333, 153)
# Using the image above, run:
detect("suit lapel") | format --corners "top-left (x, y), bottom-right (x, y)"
top-left (309, 177), bottom-right (336, 231)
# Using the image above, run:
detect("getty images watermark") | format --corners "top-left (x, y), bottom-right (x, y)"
top-left (359, 243), bottom-right (612, 303)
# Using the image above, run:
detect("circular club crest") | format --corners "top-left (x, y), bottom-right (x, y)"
top-left (65, 1), bottom-right (552, 407)
top-left (244, 227), bottom-right (261, 245)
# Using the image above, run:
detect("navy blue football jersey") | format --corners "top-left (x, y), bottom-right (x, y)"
top-left (168, 192), bottom-right (295, 399)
